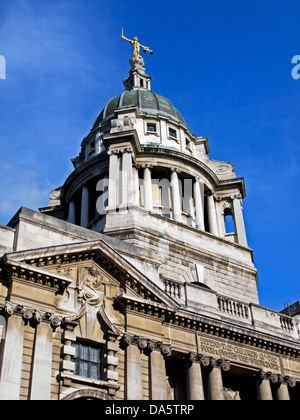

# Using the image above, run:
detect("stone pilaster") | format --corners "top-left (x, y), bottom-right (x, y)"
top-left (123, 334), bottom-right (143, 400)
top-left (107, 149), bottom-right (119, 210)
top-left (231, 194), bottom-right (247, 246)
top-left (149, 348), bottom-right (168, 400)
top-left (120, 147), bottom-right (134, 209)
top-left (0, 304), bottom-right (24, 400)
top-left (29, 317), bottom-right (53, 400)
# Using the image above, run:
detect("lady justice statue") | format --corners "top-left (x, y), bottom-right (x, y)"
top-left (120, 29), bottom-right (153, 68)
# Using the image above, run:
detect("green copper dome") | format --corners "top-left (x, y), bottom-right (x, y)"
top-left (93, 88), bottom-right (186, 128)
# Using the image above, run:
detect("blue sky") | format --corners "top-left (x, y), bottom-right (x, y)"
top-left (0, 0), bottom-right (299, 311)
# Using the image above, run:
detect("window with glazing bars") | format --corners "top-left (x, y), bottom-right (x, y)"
top-left (73, 342), bottom-right (101, 380)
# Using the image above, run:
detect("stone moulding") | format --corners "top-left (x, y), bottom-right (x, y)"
top-left (0, 301), bottom-right (63, 329)
top-left (1, 257), bottom-right (72, 292)
top-left (116, 294), bottom-right (300, 359)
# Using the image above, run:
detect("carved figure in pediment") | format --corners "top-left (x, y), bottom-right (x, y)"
top-left (77, 266), bottom-right (105, 307)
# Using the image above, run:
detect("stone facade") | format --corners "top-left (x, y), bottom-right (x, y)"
top-left (0, 52), bottom-right (299, 400)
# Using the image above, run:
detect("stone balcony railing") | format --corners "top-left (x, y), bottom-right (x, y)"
top-left (162, 279), bottom-right (299, 341)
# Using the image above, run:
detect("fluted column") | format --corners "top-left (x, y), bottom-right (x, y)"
top-left (186, 353), bottom-right (205, 400)
top-left (232, 194), bottom-right (247, 246)
top-left (207, 359), bottom-right (230, 400)
top-left (170, 168), bottom-right (181, 223)
top-left (257, 371), bottom-right (273, 400)
top-left (67, 200), bottom-right (76, 224)
top-left (80, 184), bottom-right (89, 228)
top-left (207, 191), bottom-right (219, 236)
top-left (143, 165), bottom-right (153, 211)
top-left (193, 178), bottom-right (205, 230)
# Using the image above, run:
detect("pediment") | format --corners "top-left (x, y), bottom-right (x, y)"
top-left (1, 239), bottom-right (180, 310)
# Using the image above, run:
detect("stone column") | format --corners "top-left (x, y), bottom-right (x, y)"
top-left (124, 335), bottom-right (143, 400)
top-left (186, 353), bottom-right (205, 400)
top-left (132, 166), bottom-right (140, 207)
top-left (193, 178), bottom-right (205, 230)
top-left (257, 371), bottom-right (273, 400)
top-left (95, 132), bottom-right (102, 154)
top-left (29, 319), bottom-right (53, 400)
top-left (170, 168), bottom-right (181, 223)
top-left (275, 376), bottom-right (295, 400)
top-left (107, 149), bottom-right (119, 211)
top-left (67, 200), bottom-right (76, 224)
top-left (120, 147), bottom-right (133, 209)
top-left (232, 194), bottom-right (247, 246)
top-left (207, 191), bottom-right (219, 236)
top-left (149, 349), bottom-right (168, 400)
top-left (0, 310), bottom-right (24, 400)
top-left (80, 184), bottom-right (89, 228)
top-left (143, 165), bottom-right (153, 212)
top-left (96, 174), bottom-right (109, 216)
top-left (207, 359), bottom-right (230, 400)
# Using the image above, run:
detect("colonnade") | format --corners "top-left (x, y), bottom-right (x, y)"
top-left (67, 147), bottom-right (248, 245)
top-left (123, 335), bottom-right (296, 400)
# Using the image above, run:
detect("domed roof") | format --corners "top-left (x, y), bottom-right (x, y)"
top-left (93, 88), bottom-right (186, 128)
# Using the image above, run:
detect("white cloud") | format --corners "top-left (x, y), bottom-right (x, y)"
top-left (0, 161), bottom-right (53, 224)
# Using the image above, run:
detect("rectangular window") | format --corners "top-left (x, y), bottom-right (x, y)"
top-left (147, 123), bottom-right (157, 133)
top-left (73, 342), bottom-right (101, 380)
top-left (169, 127), bottom-right (177, 139)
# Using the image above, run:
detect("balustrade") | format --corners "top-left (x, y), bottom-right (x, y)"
top-left (217, 296), bottom-right (250, 320)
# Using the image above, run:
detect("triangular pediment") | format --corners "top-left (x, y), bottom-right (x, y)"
top-left (2, 239), bottom-right (180, 310)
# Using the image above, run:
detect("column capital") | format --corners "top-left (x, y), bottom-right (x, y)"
top-left (107, 147), bottom-right (120, 156)
top-left (278, 375), bottom-right (297, 388)
top-left (230, 193), bottom-right (243, 200)
top-left (209, 357), bottom-right (231, 371)
top-left (259, 370), bottom-right (278, 383)
top-left (194, 176), bottom-right (204, 183)
top-left (1, 301), bottom-right (62, 329)
top-left (121, 333), bottom-right (172, 356)
top-left (170, 167), bottom-right (181, 174)
top-left (141, 163), bottom-right (153, 170)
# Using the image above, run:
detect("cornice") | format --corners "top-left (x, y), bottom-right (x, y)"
top-left (116, 294), bottom-right (300, 359)
top-left (1, 257), bottom-right (72, 292)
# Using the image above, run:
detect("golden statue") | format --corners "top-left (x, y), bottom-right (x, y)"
top-left (120, 29), bottom-right (153, 57)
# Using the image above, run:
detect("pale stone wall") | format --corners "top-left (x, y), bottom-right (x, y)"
top-left (0, 225), bottom-right (15, 255)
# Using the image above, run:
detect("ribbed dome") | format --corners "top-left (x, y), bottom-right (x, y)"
top-left (93, 88), bottom-right (186, 128)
